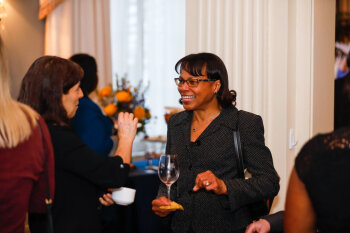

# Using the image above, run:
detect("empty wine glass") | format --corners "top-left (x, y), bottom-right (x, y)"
top-left (145, 151), bottom-right (155, 168)
top-left (158, 154), bottom-right (180, 200)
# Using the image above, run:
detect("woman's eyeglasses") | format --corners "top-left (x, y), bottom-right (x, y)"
top-left (174, 78), bottom-right (216, 87)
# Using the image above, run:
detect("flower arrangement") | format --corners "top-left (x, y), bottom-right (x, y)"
top-left (98, 76), bottom-right (151, 134)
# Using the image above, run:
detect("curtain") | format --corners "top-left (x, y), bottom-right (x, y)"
top-left (186, 0), bottom-right (267, 119)
top-left (110, 0), bottom-right (185, 137)
top-left (44, 0), bottom-right (112, 88)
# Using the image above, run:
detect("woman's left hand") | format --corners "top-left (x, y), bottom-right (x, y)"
top-left (193, 170), bottom-right (227, 195)
top-left (99, 193), bottom-right (115, 206)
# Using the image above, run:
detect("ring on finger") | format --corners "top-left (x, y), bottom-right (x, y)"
top-left (205, 180), bottom-right (210, 186)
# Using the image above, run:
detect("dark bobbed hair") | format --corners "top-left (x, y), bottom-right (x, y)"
top-left (69, 53), bottom-right (98, 96)
top-left (18, 56), bottom-right (83, 125)
top-left (175, 52), bottom-right (237, 108)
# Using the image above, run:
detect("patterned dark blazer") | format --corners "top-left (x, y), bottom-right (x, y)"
top-left (158, 105), bottom-right (280, 233)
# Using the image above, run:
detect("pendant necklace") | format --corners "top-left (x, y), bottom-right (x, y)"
top-left (192, 111), bottom-right (220, 132)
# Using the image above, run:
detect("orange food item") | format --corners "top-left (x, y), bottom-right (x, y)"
top-left (159, 201), bottom-right (184, 210)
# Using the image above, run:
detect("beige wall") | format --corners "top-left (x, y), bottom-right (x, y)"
top-left (2, 0), bottom-right (44, 99)
top-left (284, 0), bottom-right (335, 210)
top-left (312, 0), bottom-right (335, 135)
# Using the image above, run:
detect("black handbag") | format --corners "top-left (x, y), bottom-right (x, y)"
top-left (233, 114), bottom-right (274, 220)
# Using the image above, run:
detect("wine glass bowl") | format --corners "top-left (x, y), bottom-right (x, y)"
top-left (158, 154), bottom-right (179, 200)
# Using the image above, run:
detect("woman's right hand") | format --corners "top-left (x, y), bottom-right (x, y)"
top-left (117, 112), bottom-right (138, 142)
top-left (245, 219), bottom-right (271, 233)
top-left (152, 196), bottom-right (175, 217)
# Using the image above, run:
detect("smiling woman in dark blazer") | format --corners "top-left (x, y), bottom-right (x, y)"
top-left (152, 53), bottom-right (280, 233)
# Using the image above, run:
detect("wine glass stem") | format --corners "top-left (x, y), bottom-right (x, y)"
top-left (167, 185), bottom-right (171, 200)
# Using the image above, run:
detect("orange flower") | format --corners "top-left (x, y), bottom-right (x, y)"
top-left (145, 110), bottom-right (151, 119)
top-left (133, 106), bottom-right (146, 119)
top-left (115, 91), bottom-right (132, 102)
top-left (104, 104), bottom-right (117, 116)
top-left (98, 86), bottom-right (112, 97)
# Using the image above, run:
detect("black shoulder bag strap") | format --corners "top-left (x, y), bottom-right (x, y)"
top-left (233, 110), bottom-right (245, 178)
top-left (37, 119), bottom-right (55, 233)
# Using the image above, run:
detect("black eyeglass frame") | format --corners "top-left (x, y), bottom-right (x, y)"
top-left (174, 77), bottom-right (217, 87)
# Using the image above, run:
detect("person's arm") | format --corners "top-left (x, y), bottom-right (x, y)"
top-left (114, 112), bottom-right (138, 164)
top-left (50, 113), bottom-right (136, 189)
top-left (223, 114), bottom-right (280, 211)
top-left (264, 211), bottom-right (284, 232)
top-left (285, 168), bottom-right (316, 233)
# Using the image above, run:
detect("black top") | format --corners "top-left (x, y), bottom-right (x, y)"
top-left (48, 124), bottom-right (130, 233)
top-left (295, 126), bottom-right (350, 232)
top-left (159, 106), bottom-right (280, 233)
top-left (334, 76), bottom-right (350, 130)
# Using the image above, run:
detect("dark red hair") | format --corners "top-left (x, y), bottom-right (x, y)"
top-left (18, 56), bottom-right (83, 125)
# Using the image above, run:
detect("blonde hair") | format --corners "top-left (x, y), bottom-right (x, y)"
top-left (0, 37), bottom-right (38, 148)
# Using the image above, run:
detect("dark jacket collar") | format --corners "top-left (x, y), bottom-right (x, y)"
top-left (218, 105), bottom-right (239, 130)
top-left (174, 106), bottom-right (238, 129)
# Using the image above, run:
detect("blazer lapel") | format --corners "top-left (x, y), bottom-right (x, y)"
top-left (172, 110), bottom-right (192, 147)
